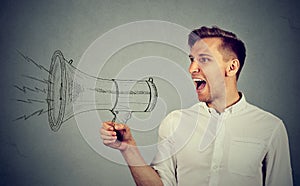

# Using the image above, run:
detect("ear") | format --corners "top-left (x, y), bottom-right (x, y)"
top-left (226, 59), bottom-right (240, 77)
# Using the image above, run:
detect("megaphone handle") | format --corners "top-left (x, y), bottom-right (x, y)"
top-left (111, 113), bottom-right (123, 142)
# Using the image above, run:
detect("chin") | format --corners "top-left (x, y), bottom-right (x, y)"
top-left (197, 96), bottom-right (209, 103)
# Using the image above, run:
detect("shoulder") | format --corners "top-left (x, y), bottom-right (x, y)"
top-left (158, 103), bottom-right (202, 138)
top-left (244, 102), bottom-right (283, 125)
top-left (236, 93), bottom-right (283, 125)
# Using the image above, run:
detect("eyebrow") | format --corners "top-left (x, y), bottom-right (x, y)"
top-left (189, 53), bottom-right (213, 58)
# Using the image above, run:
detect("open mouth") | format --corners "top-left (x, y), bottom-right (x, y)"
top-left (193, 78), bottom-right (206, 90)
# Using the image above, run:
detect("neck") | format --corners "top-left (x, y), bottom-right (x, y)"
top-left (225, 89), bottom-right (241, 108)
top-left (207, 80), bottom-right (240, 113)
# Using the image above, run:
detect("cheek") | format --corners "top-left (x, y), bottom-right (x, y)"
top-left (203, 66), bottom-right (226, 90)
top-left (203, 64), bottom-right (224, 78)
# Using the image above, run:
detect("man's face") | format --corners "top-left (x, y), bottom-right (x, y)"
top-left (189, 37), bottom-right (227, 109)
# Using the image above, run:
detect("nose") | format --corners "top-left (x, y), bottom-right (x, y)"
top-left (189, 61), bottom-right (200, 74)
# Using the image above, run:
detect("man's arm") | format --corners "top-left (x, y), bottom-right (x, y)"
top-left (264, 121), bottom-right (293, 186)
top-left (101, 122), bottom-right (163, 186)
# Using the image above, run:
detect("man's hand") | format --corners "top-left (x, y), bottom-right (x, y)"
top-left (100, 121), bottom-right (136, 151)
top-left (100, 121), bottom-right (163, 185)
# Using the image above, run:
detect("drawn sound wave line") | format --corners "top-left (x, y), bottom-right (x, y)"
top-left (17, 50), bottom-right (51, 74)
top-left (14, 108), bottom-right (53, 121)
top-left (22, 75), bottom-right (53, 85)
top-left (15, 98), bottom-right (46, 104)
top-left (14, 85), bottom-right (47, 94)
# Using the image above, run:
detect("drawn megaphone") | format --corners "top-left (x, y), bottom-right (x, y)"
top-left (47, 50), bottom-right (158, 132)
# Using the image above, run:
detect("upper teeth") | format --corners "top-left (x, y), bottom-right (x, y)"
top-left (193, 78), bottom-right (204, 82)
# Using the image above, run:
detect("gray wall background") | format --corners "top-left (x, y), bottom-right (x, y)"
top-left (1, 0), bottom-right (299, 185)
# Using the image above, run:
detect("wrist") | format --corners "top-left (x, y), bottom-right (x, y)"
top-left (120, 144), bottom-right (146, 166)
top-left (120, 138), bottom-right (136, 152)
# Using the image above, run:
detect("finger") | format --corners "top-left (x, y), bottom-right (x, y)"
top-left (102, 121), bottom-right (115, 131)
top-left (101, 134), bottom-right (117, 140)
top-left (103, 139), bottom-right (117, 145)
top-left (100, 128), bottom-right (116, 136)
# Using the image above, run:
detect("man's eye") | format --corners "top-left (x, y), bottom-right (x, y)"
top-left (199, 57), bottom-right (210, 63)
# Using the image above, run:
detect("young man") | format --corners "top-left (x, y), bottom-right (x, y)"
top-left (100, 26), bottom-right (293, 186)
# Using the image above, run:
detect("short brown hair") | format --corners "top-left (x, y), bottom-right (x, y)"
top-left (188, 26), bottom-right (246, 79)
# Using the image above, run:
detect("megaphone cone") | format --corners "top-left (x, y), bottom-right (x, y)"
top-left (47, 50), bottom-right (158, 132)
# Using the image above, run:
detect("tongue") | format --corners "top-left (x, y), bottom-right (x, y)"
top-left (197, 81), bottom-right (206, 90)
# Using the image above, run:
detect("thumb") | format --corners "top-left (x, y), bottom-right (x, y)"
top-left (114, 123), bottom-right (128, 131)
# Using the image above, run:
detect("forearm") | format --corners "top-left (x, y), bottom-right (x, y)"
top-left (121, 145), bottom-right (163, 186)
